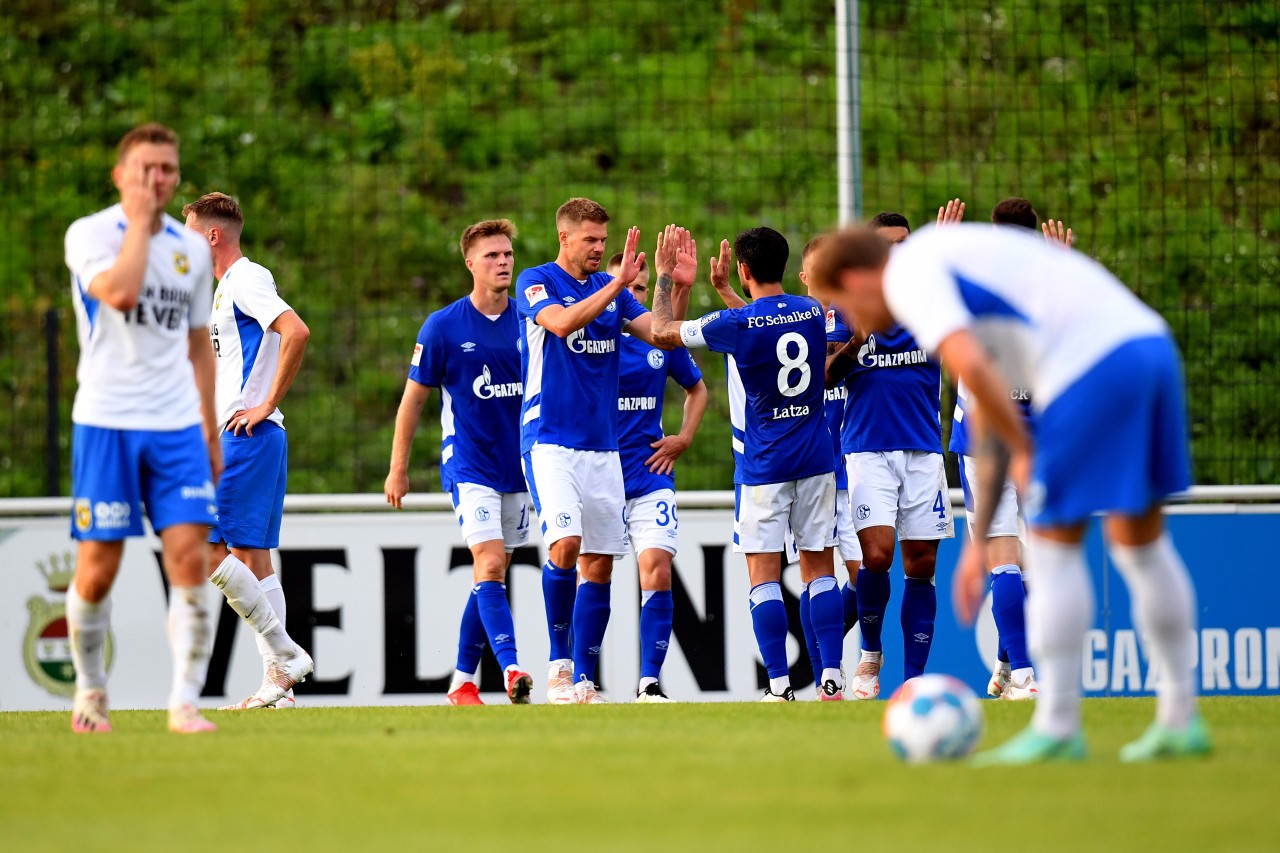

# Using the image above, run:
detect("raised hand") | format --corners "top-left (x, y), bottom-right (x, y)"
top-left (937, 198), bottom-right (966, 226)
top-left (655, 224), bottom-right (681, 277)
top-left (673, 228), bottom-right (697, 287)
top-left (1042, 219), bottom-right (1074, 248)
top-left (612, 226), bottom-right (646, 287)
top-left (709, 239), bottom-right (733, 291)
top-left (119, 156), bottom-right (161, 226)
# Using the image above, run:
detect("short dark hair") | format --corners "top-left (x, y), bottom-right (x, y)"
top-left (556, 197), bottom-right (609, 233)
top-left (606, 251), bottom-right (646, 273)
top-left (868, 211), bottom-right (910, 232)
top-left (806, 227), bottom-right (891, 298)
top-left (460, 218), bottom-right (517, 257)
top-left (182, 192), bottom-right (243, 231)
top-left (734, 227), bottom-right (789, 284)
top-left (992, 197), bottom-right (1038, 230)
top-left (117, 123), bottom-right (179, 163)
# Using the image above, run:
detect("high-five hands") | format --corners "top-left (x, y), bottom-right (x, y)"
top-left (655, 225), bottom-right (698, 287)
top-left (612, 226), bottom-right (646, 287)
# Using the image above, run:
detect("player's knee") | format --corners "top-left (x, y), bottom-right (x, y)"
top-left (861, 544), bottom-right (894, 572)
top-left (474, 555), bottom-right (507, 582)
top-left (639, 553), bottom-right (672, 591)
top-left (902, 547), bottom-right (938, 579)
top-left (549, 537), bottom-right (581, 568)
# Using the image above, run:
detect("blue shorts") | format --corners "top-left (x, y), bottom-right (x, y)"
top-left (70, 423), bottom-right (216, 540)
top-left (210, 421), bottom-right (288, 550)
top-left (1030, 335), bottom-right (1191, 527)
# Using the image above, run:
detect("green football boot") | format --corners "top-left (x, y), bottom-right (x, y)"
top-left (971, 726), bottom-right (1087, 766)
top-left (1119, 713), bottom-right (1213, 763)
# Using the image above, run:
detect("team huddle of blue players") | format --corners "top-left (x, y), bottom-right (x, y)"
top-left (386, 192), bottom-right (1210, 766)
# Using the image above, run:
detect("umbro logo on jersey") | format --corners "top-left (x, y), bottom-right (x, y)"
top-left (461, 341), bottom-right (476, 352)
top-left (913, 632), bottom-right (931, 642)
top-left (563, 295), bottom-right (576, 304)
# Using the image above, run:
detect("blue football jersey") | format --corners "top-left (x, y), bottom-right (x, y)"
top-left (616, 334), bottom-right (703, 500)
top-left (829, 310), bottom-right (942, 455)
top-left (680, 294), bottom-right (834, 486)
top-left (823, 308), bottom-right (849, 491)
top-left (949, 382), bottom-right (1033, 456)
top-left (408, 296), bottom-right (525, 493)
top-left (516, 262), bottom-right (647, 454)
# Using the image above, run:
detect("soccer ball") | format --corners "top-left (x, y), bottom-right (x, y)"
top-left (882, 674), bottom-right (984, 763)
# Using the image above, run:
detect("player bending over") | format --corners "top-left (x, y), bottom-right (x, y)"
top-left (386, 219), bottom-right (535, 706)
top-left (811, 223), bottom-right (1209, 763)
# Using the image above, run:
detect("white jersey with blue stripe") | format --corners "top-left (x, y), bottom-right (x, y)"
top-left (516, 262), bottom-right (647, 454)
top-left (616, 334), bottom-right (703, 500)
top-left (408, 295), bottom-right (525, 494)
top-left (65, 204), bottom-right (214, 431)
top-left (679, 294), bottom-right (834, 485)
top-left (884, 224), bottom-right (1168, 410)
top-left (209, 257), bottom-right (293, 431)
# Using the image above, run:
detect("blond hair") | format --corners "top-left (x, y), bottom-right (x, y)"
top-left (460, 218), bottom-right (518, 257)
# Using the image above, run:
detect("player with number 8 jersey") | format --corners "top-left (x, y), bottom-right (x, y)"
top-left (649, 226), bottom-right (842, 702)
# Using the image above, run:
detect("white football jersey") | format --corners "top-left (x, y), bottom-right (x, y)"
top-left (209, 257), bottom-right (293, 430)
top-left (883, 224), bottom-right (1167, 409)
top-left (65, 204), bottom-right (214, 430)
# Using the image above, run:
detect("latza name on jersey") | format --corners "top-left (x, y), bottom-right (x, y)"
top-left (771, 403), bottom-right (810, 420)
top-left (746, 306), bottom-right (821, 329)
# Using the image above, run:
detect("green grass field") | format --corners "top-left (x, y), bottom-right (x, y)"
top-left (3, 696), bottom-right (1277, 851)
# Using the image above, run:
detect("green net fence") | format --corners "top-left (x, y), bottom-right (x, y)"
top-left (2, 0), bottom-right (1277, 497)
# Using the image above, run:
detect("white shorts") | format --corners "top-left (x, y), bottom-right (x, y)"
top-left (844, 450), bottom-right (954, 541)
top-left (450, 483), bottom-right (532, 550)
top-left (734, 473), bottom-right (837, 554)
top-left (524, 443), bottom-right (627, 556)
top-left (960, 455), bottom-right (1022, 540)
top-left (625, 489), bottom-right (679, 556)
top-left (835, 489), bottom-right (864, 563)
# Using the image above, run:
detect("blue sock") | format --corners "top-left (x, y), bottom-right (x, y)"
top-left (807, 576), bottom-right (846, 672)
top-left (990, 567), bottom-right (1032, 670)
top-left (855, 568), bottom-right (891, 653)
top-left (572, 580), bottom-right (611, 684)
top-left (456, 587), bottom-right (486, 674)
top-left (541, 561), bottom-right (576, 661)
top-left (841, 581), bottom-right (858, 635)
top-left (475, 581), bottom-right (519, 671)
top-left (748, 582), bottom-right (790, 679)
top-left (798, 589), bottom-right (822, 685)
top-left (901, 576), bottom-right (937, 680)
top-left (639, 589), bottom-right (674, 681)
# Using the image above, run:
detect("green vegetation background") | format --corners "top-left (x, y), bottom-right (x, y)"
top-left (1, 0), bottom-right (1277, 496)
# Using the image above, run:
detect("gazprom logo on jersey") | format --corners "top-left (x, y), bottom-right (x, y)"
top-left (619, 396), bottom-right (658, 411)
top-left (472, 365), bottom-right (522, 399)
top-left (566, 330), bottom-right (616, 355)
top-left (745, 306), bottom-right (820, 328)
top-left (824, 384), bottom-right (847, 403)
top-left (857, 334), bottom-right (929, 368)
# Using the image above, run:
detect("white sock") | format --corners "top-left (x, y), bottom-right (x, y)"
top-left (210, 554), bottom-right (295, 658)
top-left (450, 670), bottom-right (477, 691)
top-left (994, 659), bottom-right (1011, 674)
top-left (259, 573), bottom-right (287, 628)
top-left (638, 676), bottom-right (659, 693)
top-left (1109, 533), bottom-right (1198, 728)
top-left (821, 667), bottom-right (843, 689)
top-left (1024, 534), bottom-right (1095, 739)
top-left (167, 585), bottom-right (213, 710)
top-left (768, 675), bottom-right (791, 695)
top-left (859, 649), bottom-right (882, 664)
top-left (1011, 666), bottom-right (1035, 684)
top-left (66, 584), bottom-right (110, 692)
